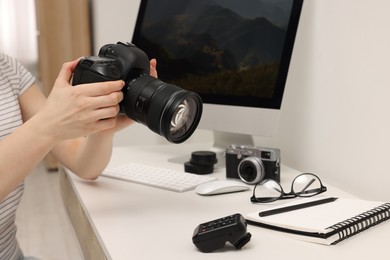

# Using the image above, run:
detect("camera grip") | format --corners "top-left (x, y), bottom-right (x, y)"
top-left (225, 153), bottom-right (241, 179)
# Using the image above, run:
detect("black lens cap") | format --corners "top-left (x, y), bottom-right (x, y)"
top-left (190, 151), bottom-right (217, 166)
top-left (184, 151), bottom-right (217, 175)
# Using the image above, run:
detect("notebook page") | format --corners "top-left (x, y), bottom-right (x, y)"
top-left (246, 197), bottom-right (384, 234)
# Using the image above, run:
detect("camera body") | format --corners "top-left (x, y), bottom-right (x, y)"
top-left (72, 42), bottom-right (162, 120)
top-left (225, 145), bottom-right (280, 185)
top-left (72, 42), bottom-right (203, 144)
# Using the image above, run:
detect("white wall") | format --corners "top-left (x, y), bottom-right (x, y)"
top-left (90, 0), bottom-right (168, 146)
top-left (90, 0), bottom-right (140, 54)
top-left (91, 0), bottom-right (390, 201)
top-left (263, 0), bottom-right (390, 201)
top-left (0, 0), bottom-right (38, 73)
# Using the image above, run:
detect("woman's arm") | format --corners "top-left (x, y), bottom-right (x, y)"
top-left (18, 83), bottom-right (130, 181)
top-left (1, 58), bottom-right (157, 200)
top-left (0, 59), bottom-right (124, 200)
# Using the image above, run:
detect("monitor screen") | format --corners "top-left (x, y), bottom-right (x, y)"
top-left (132, 0), bottom-right (303, 150)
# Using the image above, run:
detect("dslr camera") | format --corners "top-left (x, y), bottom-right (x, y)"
top-left (225, 145), bottom-right (280, 185)
top-left (72, 42), bottom-right (203, 143)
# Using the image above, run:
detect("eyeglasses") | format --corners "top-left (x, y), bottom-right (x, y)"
top-left (250, 173), bottom-right (327, 203)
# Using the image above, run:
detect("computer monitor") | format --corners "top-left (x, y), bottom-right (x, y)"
top-left (132, 0), bottom-right (303, 157)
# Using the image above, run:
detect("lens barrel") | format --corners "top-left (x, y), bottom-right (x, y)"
top-left (122, 75), bottom-right (202, 143)
top-left (238, 157), bottom-right (265, 185)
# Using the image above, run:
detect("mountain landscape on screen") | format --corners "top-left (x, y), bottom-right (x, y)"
top-left (135, 0), bottom-right (291, 97)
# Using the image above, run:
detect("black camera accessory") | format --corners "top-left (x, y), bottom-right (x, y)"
top-left (72, 42), bottom-right (203, 144)
top-left (184, 151), bottom-right (217, 174)
top-left (192, 213), bottom-right (252, 253)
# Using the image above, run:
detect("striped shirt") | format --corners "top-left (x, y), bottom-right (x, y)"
top-left (0, 53), bottom-right (35, 260)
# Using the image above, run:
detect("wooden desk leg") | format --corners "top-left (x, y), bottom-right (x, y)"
top-left (59, 167), bottom-right (108, 260)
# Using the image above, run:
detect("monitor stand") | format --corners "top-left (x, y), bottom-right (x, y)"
top-left (168, 131), bottom-right (254, 169)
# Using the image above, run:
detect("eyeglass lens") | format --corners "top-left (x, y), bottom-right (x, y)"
top-left (292, 174), bottom-right (323, 197)
top-left (253, 179), bottom-right (283, 203)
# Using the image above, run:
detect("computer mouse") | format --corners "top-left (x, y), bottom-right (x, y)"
top-left (195, 179), bottom-right (250, 196)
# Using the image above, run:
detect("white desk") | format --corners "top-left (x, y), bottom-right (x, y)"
top-left (60, 143), bottom-right (390, 260)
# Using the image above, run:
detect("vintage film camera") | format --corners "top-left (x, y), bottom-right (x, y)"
top-left (225, 145), bottom-right (281, 184)
top-left (72, 42), bottom-right (203, 143)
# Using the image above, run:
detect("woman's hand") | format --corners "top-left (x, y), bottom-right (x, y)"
top-left (47, 57), bottom-right (159, 140)
top-left (104, 58), bottom-right (159, 134)
top-left (37, 59), bottom-right (125, 142)
top-left (150, 58), bottom-right (158, 78)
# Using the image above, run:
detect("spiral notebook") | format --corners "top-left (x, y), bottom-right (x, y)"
top-left (245, 197), bottom-right (390, 245)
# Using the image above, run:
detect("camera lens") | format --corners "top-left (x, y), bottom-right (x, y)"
top-left (165, 94), bottom-right (200, 142)
top-left (238, 157), bottom-right (265, 185)
top-left (122, 75), bottom-right (203, 143)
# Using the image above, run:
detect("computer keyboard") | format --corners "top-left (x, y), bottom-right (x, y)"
top-left (102, 162), bottom-right (217, 192)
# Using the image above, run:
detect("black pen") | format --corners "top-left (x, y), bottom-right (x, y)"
top-left (258, 197), bottom-right (338, 217)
